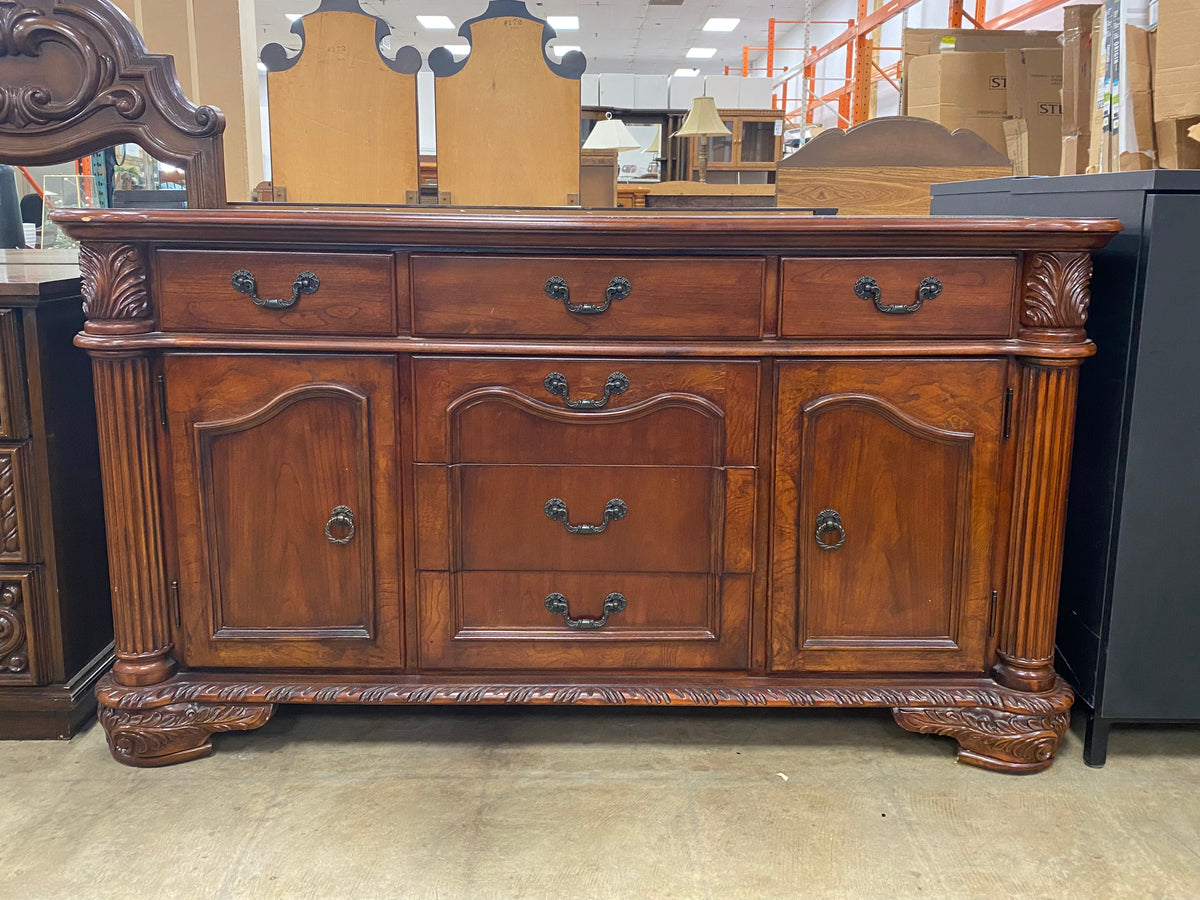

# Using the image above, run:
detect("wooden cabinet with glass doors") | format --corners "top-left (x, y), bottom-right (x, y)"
top-left (687, 109), bottom-right (784, 183)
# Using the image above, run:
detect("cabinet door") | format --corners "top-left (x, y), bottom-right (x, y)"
top-left (166, 354), bottom-right (401, 668)
top-left (771, 360), bottom-right (1006, 673)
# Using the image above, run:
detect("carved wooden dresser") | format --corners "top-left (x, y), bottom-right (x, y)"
top-left (56, 208), bottom-right (1118, 771)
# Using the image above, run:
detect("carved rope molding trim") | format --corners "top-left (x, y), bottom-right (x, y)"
top-left (1021, 251), bottom-right (1093, 330)
top-left (97, 676), bottom-right (1074, 717)
top-left (0, 453), bottom-right (19, 555)
top-left (79, 241), bottom-right (148, 322)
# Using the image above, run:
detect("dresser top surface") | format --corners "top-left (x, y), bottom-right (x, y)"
top-left (54, 208), bottom-right (1121, 252)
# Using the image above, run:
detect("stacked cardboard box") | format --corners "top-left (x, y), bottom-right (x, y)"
top-left (903, 29), bottom-right (1063, 175)
top-left (1061, 6), bottom-right (1101, 174)
top-left (1153, 0), bottom-right (1200, 168)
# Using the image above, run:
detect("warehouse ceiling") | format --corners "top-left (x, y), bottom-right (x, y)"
top-left (252, 0), bottom-right (783, 75)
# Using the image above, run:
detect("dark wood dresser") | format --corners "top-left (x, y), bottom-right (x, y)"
top-left (0, 251), bottom-right (112, 739)
top-left (56, 209), bottom-right (1119, 771)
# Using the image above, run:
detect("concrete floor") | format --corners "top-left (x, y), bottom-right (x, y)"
top-left (0, 706), bottom-right (1195, 900)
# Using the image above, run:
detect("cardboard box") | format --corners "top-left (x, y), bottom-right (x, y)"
top-left (907, 51), bottom-right (1010, 156)
top-left (1120, 22), bottom-right (1156, 170)
top-left (1154, 0), bottom-right (1200, 120)
top-left (1156, 116), bottom-right (1200, 167)
top-left (1005, 47), bottom-right (1064, 175)
top-left (1061, 5), bottom-right (1101, 174)
top-left (1087, 5), bottom-right (1109, 171)
top-left (900, 28), bottom-right (1061, 113)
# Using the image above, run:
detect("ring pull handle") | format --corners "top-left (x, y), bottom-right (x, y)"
top-left (815, 509), bottom-right (846, 551)
top-left (854, 275), bottom-right (942, 315)
top-left (545, 275), bottom-right (631, 315)
top-left (231, 268), bottom-right (320, 310)
top-left (325, 505), bottom-right (355, 545)
top-left (543, 371), bottom-right (629, 410)
top-left (544, 498), bottom-right (628, 535)
top-left (544, 592), bottom-right (627, 630)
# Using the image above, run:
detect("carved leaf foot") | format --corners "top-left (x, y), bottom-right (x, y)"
top-left (97, 701), bottom-right (276, 767)
top-left (892, 704), bottom-right (1071, 773)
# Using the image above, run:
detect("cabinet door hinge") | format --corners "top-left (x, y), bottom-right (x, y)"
top-left (1002, 387), bottom-right (1014, 440)
top-left (157, 374), bottom-right (169, 429)
top-left (170, 579), bottom-right (181, 628)
top-left (989, 590), bottom-right (999, 636)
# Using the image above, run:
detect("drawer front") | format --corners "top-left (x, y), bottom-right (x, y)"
top-left (0, 444), bottom-right (35, 564)
top-left (780, 257), bottom-right (1015, 338)
top-left (411, 255), bottom-right (764, 338)
top-left (157, 250), bottom-right (397, 335)
top-left (0, 310), bottom-right (29, 440)
top-left (457, 465), bottom-right (719, 574)
top-left (419, 570), bottom-right (750, 670)
top-left (0, 566), bottom-right (44, 684)
top-left (413, 357), bottom-right (758, 466)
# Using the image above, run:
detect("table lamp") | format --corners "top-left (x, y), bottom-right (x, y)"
top-left (583, 112), bottom-right (642, 152)
top-left (673, 95), bottom-right (731, 183)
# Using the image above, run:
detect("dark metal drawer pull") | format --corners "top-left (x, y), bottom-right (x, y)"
top-left (544, 592), bottom-right (627, 630)
top-left (231, 268), bottom-right (320, 309)
top-left (815, 509), bottom-right (846, 551)
top-left (854, 275), bottom-right (942, 315)
top-left (543, 371), bottom-right (629, 410)
top-left (545, 275), bottom-right (631, 315)
top-left (544, 497), bottom-right (628, 535)
top-left (325, 505), bottom-right (355, 545)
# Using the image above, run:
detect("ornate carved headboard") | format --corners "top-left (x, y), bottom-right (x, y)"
top-left (776, 117), bottom-right (1012, 215)
top-left (0, 0), bottom-right (228, 208)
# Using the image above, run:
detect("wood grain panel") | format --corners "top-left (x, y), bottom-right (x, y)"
top-left (0, 310), bottom-right (28, 440)
top-left (771, 359), bottom-right (1006, 674)
top-left (434, 15), bottom-right (579, 207)
top-left (418, 571), bottom-right (750, 671)
top-left (411, 256), bottom-right (763, 339)
top-left (413, 357), bottom-right (758, 466)
top-left (267, 11), bottom-right (418, 204)
top-left (166, 354), bottom-right (402, 669)
top-left (776, 166), bottom-right (1012, 215)
top-left (157, 250), bottom-right (396, 335)
top-left (781, 256), bottom-right (1016, 338)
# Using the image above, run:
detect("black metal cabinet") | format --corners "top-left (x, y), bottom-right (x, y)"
top-left (932, 172), bottom-right (1200, 765)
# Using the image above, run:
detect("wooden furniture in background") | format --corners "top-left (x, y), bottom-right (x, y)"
top-left (777, 117), bottom-right (1011, 215)
top-left (431, 1), bottom-right (586, 206)
top-left (57, 206), bottom-right (1119, 772)
top-left (616, 185), bottom-right (650, 208)
top-left (579, 149), bottom-right (618, 207)
top-left (933, 171), bottom-right (1200, 765)
top-left (0, 254), bottom-right (111, 738)
top-left (642, 181), bottom-right (775, 209)
top-left (0, 0), bottom-right (228, 209)
top-left (688, 109), bottom-right (784, 184)
top-left (260, 0), bottom-right (421, 205)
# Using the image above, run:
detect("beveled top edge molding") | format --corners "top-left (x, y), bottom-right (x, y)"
top-left (260, 0), bottom-right (422, 75)
top-left (429, 0), bottom-right (586, 80)
top-left (52, 209), bottom-right (1122, 251)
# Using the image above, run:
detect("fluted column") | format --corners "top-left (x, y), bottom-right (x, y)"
top-left (80, 242), bottom-right (176, 686)
top-left (995, 251), bottom-right (1094, 692)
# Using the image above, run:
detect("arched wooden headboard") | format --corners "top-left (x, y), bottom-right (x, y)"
top-left (0, 0), bottom-right (228, 208)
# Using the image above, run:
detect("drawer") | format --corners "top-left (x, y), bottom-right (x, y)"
top-left (411, 255), bottom-right (764, 338)
top-left (156, 250), bottom-right (397, 335)
top-left (418, 570), bottom-right (751, 670)
top-left (456, 465), bottom-right (719, 573)
top-left (0, 444), bottom-right (36, 564)
top-left (0, 310), bottom-right (29, 440)
top-left (413, 357), bottom-right (758, 466)
top-left (780, 257), bottom-right (1016, 338)
top-left (0, 566), bottom-right (44, 684)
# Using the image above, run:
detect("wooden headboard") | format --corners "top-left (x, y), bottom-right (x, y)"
top-left (776, 117), bottom-right (1011, 215)
top-left (0, 0), bottom-right (228, 208)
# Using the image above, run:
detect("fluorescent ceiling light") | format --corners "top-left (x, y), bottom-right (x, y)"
top-left (444, 44), bottom-right (471, 56)
top-left (552, 45), bottom-right (582, 56)
top-left (703, 18), bottom-right (741, 32)
top-left (417, 15), bottom-right (455, 29)
top-left (673, 67), bottom-right (700, 77)
top-left (546, 15), bottom-right (579, 30)
top-left (686, 47), bottom-right (717, 59)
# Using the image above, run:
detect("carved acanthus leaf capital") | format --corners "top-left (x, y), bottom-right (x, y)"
top-left (1021, 251), bottom-right (1093, 332)
top-left (78, 241), bottom-right (149, 326)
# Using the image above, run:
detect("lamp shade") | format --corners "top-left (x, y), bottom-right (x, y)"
top-left (583, 113), bottom-right (642, 151)
top-left (642, 126), bottom-right (662, 156)
top-left (673, 96), bottom-right (731, 138)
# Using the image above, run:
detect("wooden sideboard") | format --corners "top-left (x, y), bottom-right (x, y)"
top-left (55, 209), bottom-right (1118, 771)
top-left (0, 254), bottom-right (112, 738)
